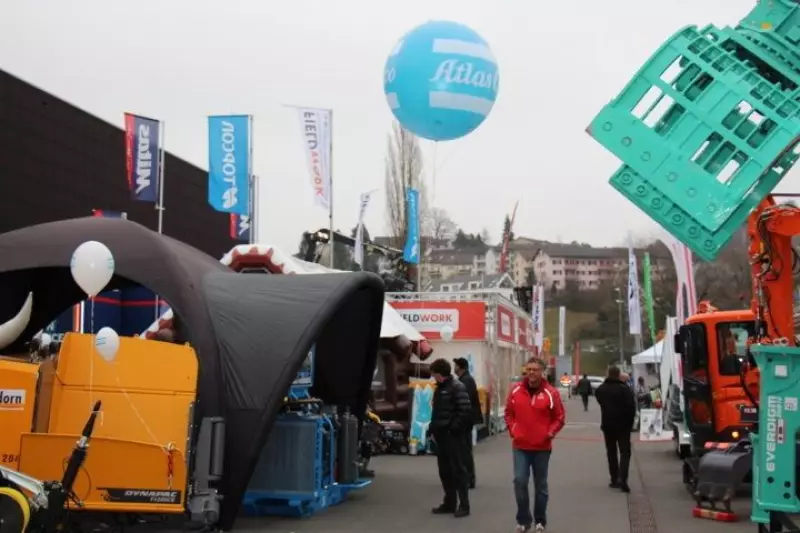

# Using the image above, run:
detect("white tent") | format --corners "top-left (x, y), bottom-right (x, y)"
top-left (142, 244), bottom-right (424, 342)
top-left (631, 341), bottom-right (664, 365)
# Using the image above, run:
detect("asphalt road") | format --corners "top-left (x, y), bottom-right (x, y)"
top-left (236, 397), bottom-right (757, 533)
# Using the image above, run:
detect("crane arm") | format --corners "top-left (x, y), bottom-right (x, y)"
top-left (747, 196), bottom-right (800, 345)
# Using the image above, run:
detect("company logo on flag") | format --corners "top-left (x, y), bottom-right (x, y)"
top-left (354, 190), bottom-right (375, 267)
top-left (403, 188), bottom-right (420, 264)
top-left (296, 108), bottom-right (332, 210)
top-left (229, 214), bottom-right (251, 242)
top-left (124, 113), bottom-right (161, 203)
top-left (208, 115), bottom-right (251, 215)
top-left (628, 246), bottom-right (642, 336)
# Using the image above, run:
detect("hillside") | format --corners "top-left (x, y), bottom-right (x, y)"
top-left (541, 308), bottom-right (595, 353)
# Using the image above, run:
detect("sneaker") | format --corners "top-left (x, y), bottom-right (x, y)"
top-left (515, 525), bottom-right (530, 532)
top-left (535, 524), bottom-right (546, 532)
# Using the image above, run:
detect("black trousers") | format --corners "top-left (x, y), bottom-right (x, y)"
top-left (581, 394), bottom-right (589, 410)
top-left (433, 431), bottom-right (470, 508)
top-left (463, 427), bottom-right (475, 485)
top-left (603, 428), bottom-right (632, 484)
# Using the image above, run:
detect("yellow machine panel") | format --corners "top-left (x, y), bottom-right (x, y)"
top-left (2, 333), bottom-right (199, 514)
top-left (0, 358), bottom-right (38, 469)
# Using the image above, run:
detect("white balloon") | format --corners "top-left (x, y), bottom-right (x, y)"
top-left (40, 333), bottom-right (52, 346)
top-left (440, 325), bottom-right (454, 343)
top-left (95, 327), bottom-right (120, 362)
top-left (70, 241), bottom-right (115, 297)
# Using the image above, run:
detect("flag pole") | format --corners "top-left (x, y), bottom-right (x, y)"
top-left (329, 109), bottom-right (335, 269)
top-left (155, 120), bottom-right (166, 321)
top-left (249, 115), bottom-right (256, 245)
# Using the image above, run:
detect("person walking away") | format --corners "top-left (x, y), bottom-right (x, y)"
top-left (577, 374), bottom-right (592, 412)
top-left (429, 358), bottom-right (473, 517)
top-left (506, 357), bottom-right (566, 532)
top-left (454, 357), bottom-right (482, 489)
top-left (595, 366), bottom-right (637, 493)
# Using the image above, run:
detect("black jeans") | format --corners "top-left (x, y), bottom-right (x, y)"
top-left (433, 431), bottom-right (470, 509)
top-left (463, 427), bottom-right (475, 485)
top-left (581, 394), bottom-right (589, 411)
top-left (603, 428), bottom-right (632, 484)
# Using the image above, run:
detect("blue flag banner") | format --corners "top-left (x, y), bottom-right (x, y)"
top-left (124, 113), bottom-right (161, 203)
top-left (403, 187), bottom-right (420, 264)
top-left (229, 213), bottom-right (251, 242)
top-left (208, 115), bottom-right (251, 215)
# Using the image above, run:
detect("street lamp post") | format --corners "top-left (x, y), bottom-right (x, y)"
top-left (615, 287), bottom-right (624, 367)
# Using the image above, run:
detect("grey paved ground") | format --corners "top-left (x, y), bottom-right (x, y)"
top-left (236, 397), bottom-right (755, 533)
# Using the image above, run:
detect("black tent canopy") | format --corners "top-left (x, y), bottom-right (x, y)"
top-left (0, 217), bottom-right (385, 529)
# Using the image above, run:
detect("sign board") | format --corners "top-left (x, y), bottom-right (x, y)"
top-left (496, 304), bottom-right (516, 343)
top-left (390, 301), bottom-right (486, 341)
top-left (639, 408), bottom-right (671, 441)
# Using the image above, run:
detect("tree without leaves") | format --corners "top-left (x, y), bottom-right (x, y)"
top-left (481, 228), bottom-right (492, 245)
top-left (426, 207), bottom-right (457, 242)
top-left (384, 121), bottom-right (425, 249)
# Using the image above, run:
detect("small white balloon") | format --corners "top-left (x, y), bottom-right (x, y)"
top-left (440, 325), bottom-right (454, 343)
top-left (40, 333), bottom-right (52, 346)
top-left (70, 241), bottom-right (115, 297)
top-left (95, 327), bottom-right (120, 362)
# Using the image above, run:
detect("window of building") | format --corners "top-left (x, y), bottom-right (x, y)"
top-left (468, 281), bottom-right (481, 290)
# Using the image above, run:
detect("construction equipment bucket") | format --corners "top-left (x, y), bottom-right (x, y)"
top-left (694, 447), bottom-right (752, 510)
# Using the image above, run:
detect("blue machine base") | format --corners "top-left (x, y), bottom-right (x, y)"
top-left (241, 480), bottom-right (372, 518)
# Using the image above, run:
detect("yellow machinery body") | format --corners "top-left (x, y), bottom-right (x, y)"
top-left (0, 332), bottom-right (198, 515)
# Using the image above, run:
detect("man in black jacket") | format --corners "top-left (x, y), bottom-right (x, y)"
top-left (595, 366), bottom-right (636, 493)
top-left (454, 357), bottom-right (482, 489)
top-left (576, 374), bottom-right (592, 412)
top-left (429, 358), bottom-right (473, 517)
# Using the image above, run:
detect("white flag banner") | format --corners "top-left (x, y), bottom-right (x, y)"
top-left (558, 306), bottom-right (566, 356)
top-left (628, 246), bottom-right (642, 336)
top-left (296, 107), bottom-right (332, 210)
top-left (662, 234), bottom-right (698, 324)
top-left (533, 284), bottom-right (545, 350)
top-left (354, 190), bottom-right (375, 267)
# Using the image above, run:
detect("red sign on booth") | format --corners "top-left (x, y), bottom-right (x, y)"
top-left (390, 301), bottom-right (486, 341)
top-left (496, 304), bottom-right (516, 343)
top-left (517, 317), bottom-right (530, 348)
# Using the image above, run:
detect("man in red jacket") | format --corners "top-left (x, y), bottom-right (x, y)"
top-left (505, 356), bottom-right (566, 532)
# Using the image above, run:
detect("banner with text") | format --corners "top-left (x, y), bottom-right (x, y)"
top-left (208, 115), bottom-right (251, 215)
top-left (124, 113), bottom-right (161, 203)
top-left (403, 187), bottom-right (420, 264)
top-left (389, 301), bottom-right (486, 341)
top-left (229, 214), bottom-right (251, 242)
top-left (496, 304), bottom-right (516, 343)
top-left (354, 190), bottom-right (375, 267)
top-left (628, 246), bottom-right (642, 336)
top-left (532, 284), bottom-right (544, 351)
top-left (296, 107), bottom-right (332, 210)
top-left (663, 235), bottom-right (698, 324)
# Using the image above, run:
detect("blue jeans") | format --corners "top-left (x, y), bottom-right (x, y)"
top-left (513, 448), bottom-right (551, 527)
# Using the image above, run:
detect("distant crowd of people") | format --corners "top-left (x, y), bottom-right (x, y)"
top-left (425, 358), bottom-right (638, 532)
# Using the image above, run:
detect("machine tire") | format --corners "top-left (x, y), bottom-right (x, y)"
top-left (399, 444), bottom-right (409, 454)
top-left (0, 486), bottom-right (31, 533)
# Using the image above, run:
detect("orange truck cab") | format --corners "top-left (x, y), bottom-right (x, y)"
top-left (675, 309), bottom-right (758, 454)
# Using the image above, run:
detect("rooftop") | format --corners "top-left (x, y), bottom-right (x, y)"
top-left (427, 272), bottom-right (513, 291)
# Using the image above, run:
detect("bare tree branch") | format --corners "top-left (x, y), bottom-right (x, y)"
top-left (384, 121), bottom-right (424, 248)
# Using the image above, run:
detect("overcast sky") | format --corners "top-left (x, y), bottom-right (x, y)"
top-left (2, 0), bottom-right (778, 252)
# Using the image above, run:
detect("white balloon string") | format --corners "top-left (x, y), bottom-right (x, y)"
top-left (89, 297), bottom-right (95, 417)
top-left (111, 369), bottom-right (168, 454)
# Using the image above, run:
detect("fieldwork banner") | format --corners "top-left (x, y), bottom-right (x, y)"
top-left (390, 301), bottom-right (486, 341)
top-left (208, 115), bottom-right (251, 215)
top-left (296, 107), bottom-right (332, 210)
top-left (496, 304), bottom-right (516, 343)
top-left (124, 113), bottom-right (161, 203)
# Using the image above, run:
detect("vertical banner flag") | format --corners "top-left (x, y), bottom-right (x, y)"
top-left (643, 252), bottom-right (657, 343)
top-left (354, 190), bottom-right (375, 267)
top-left (207, 115), bottom-right (251, 215)
top-left (558, 306), bottom-right (566, 356)
top-left (663, 235), bottom-right (698, 324)
top-left (297, 108), bottom-right (332, 210)
top-left (628, 245), bottom-right (642, 336)
top-left (403, 187), bottom-right (420, 264)
top-left (124, 113), bottom-right (161, 203)
top-left (229, 214), bottom-right (251, 242)
top-left (532, 284), bottom-right (545, 351)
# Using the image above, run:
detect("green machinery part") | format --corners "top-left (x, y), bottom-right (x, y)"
top-left (587, 0), bottom-right (800, 262)
top-left (587, 0), bottom-right (800, 526)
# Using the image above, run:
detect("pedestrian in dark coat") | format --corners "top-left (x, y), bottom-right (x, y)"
top-left (576, 374), bottom-right (592, 412)
top-left (429, 358), bottom-right (473, 517)
top-left (454, 357), bottom-right (483, 488)
top-left (595, 366), bottom-right (637, 492)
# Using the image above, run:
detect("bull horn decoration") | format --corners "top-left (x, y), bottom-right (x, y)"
top-left (0, 292), bottom-right (33, 351)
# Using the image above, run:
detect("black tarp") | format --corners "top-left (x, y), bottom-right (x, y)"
top-left (0, 217), bottom-right (385, 529)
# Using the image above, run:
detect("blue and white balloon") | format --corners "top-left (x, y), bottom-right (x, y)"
top-left (383, 20), bottom-right (499, 142)
top-left (70, 240), bottom-right (115, 297)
